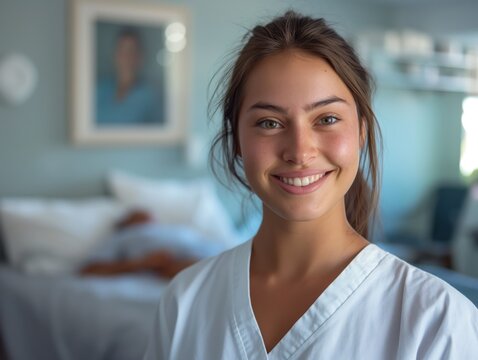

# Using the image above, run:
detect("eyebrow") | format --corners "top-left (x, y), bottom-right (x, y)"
top-left (247, 96), bottom-right (348, 114)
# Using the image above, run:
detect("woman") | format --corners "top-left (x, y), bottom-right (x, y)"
top-left (143, 11), bottom-right (478, 359)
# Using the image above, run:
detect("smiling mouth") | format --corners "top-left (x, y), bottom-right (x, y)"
top-left (276, 172), bottom-right (328, 187)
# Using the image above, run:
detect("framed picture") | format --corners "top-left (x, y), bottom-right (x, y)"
top-left (70, 0), bottom-right (189, 145)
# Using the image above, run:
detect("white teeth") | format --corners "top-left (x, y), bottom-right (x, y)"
top-left (279, 173), bottom-right (325, 187)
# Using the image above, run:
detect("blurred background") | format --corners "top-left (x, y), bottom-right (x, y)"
top-left (1, 0), bottom-right (478, 273)
top-left (1, 1), bottom-right (478, 358)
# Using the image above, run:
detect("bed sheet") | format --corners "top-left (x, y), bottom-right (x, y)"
top-left (0, 267), bottom-right (167, 360)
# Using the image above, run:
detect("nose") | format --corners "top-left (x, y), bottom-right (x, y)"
top-left (282, 123), bottom-right (318, 165)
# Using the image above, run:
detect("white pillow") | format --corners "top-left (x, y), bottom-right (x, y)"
top-left (189, 182), bottom-right (240, 245)
top-left (108, 171), bottom-right (239, 246)
top-left (109, 171), bottom-right (203, 224)
top-left (0, 198), bottom-right (126, 274)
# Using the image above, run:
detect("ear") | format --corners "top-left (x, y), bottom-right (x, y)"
top-left (359, 117), bottom-right (367, 149)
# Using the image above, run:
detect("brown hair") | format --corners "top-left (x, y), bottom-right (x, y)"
top-left (209, 11), bottom-right (382, 238)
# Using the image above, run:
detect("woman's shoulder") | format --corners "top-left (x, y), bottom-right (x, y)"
top-left (374, 247), bottom-right (478, 356)
top-left (374, 245), bottom-right (478, 322)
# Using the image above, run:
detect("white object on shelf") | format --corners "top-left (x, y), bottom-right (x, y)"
top-left (355, 30), bottom-right (478, 93)
top-left (0, 53), bottom-right (38, 105)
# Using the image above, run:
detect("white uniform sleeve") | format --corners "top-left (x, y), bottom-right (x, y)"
top-left (418, 295), bottom-right (478, 359)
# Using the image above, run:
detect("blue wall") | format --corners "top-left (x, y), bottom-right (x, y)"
top-left (1, 0), bottom-right (476, 232)
top-left (376, 89), bottom-right (464, 237)
top-left (373, 0), bottom-right (478, 239)
top-left (0, 0), bottom-right (389, 222)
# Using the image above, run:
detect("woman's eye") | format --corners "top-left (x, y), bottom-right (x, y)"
top-left (319, 115), bottom-right (339, 125)
top-left (258, 119), bottom-right (281, 129)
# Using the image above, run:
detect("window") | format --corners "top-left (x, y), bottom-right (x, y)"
top-left (460, 96), bottom-right (478, 179)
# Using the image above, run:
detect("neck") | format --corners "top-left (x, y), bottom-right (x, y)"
top-left (118, 74), bottom-right (136, 87)
top-left (116, 75), bottom-right (136, 100)
top-left (251, 201), bottom-right (368, 280)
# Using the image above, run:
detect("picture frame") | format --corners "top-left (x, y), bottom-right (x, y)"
top-left (70, 0), bottom-right (190, 145)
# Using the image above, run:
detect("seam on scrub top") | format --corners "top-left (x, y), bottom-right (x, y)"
top-left (286, 253), bottom-right (390, 360)
top-left (232, 243), bottom-right (251, 359)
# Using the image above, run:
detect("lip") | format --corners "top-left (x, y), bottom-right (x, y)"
top-left (271, 170), bottom-right (332, 195)
top-left (273, 169), bottom-right (329, 178)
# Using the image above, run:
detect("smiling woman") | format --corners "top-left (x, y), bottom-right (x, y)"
top-left (143, 11), bottom-right (478, 360)
top-left (237, 51), bottom-right (362, 224)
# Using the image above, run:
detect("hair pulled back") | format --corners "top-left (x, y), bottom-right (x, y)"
top-left (210, 10), bottom-right (382, 238)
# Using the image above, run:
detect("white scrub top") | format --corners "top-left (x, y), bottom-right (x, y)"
top-left (143, 241), bottom-right (478, 359)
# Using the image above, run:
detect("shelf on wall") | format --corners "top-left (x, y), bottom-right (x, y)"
top-left (356, 32), bottom-right (478, 94)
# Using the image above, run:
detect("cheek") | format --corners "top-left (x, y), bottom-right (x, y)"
top-left (324, 130), bottom-right (361, 167)
top-left (240, 137), bottom-right (270, 170)
top-left (238, 122), bottom-right (273, 161)
top-left (238, 128), bottom-right (260, 174)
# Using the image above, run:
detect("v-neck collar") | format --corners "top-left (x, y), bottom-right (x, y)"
top-left (231, 240), bottom-right (387, 360)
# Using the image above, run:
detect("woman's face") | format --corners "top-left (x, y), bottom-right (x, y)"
top-left (237, 50), bottom-right (362, 223)
top-left (115, 35), bottom-right (142, 79)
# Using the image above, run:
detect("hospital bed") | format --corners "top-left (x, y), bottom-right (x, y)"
top-left (0, 172), bottom-right (240, 360)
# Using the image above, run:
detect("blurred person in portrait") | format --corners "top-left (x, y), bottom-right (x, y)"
top-left (96, 27), bottom-right (162, 126)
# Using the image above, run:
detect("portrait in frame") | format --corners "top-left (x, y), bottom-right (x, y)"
top-left (70, 0), bottom-right (189, 145)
